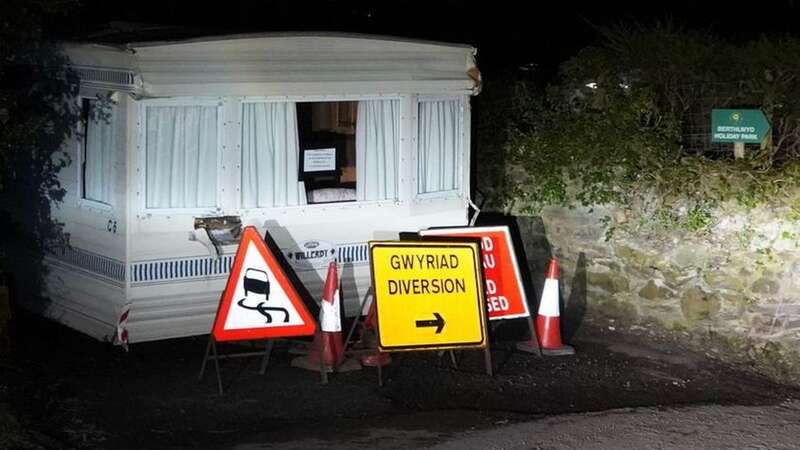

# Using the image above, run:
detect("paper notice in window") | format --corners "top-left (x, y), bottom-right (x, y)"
top-left (303, 148), bottom-right (336, 172)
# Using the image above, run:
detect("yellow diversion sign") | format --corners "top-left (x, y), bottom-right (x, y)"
top-left (369, 240), bottom-right (488, 351)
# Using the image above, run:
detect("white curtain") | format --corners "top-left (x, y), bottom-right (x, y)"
top-left (84, 101), bottom-right (114, 204)
top-left (145, 105), bottom-right (218, 209)
top-left (241, 102), bottom-right (306, 208)
top-left (356, 99), bottom-right (400, 201)
top-left (417, 99), bottom-right (462, 194)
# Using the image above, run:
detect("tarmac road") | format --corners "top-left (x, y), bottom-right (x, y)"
top-left (430, 400), bottom-right (800, 450)
top-left (235, 401), bottom-right (800, 449)
top-left (6, 312), bottom-right (800, 449)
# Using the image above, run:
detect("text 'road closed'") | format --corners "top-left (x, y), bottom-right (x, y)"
top-left (370, 241), bottom-right (487, 351)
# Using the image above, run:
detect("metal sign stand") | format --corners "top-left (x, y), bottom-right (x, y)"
top-left (376, 347), bottom-right (492, 387)
top-left (436, 349), bottom-right (459, 369)
top-left (342, 287), bottom-right (373, 357)
top-left (373, 324), bottom-right (493, 387)
top-left (198, 335), bottom-right (274, 395)
top-left (484, 343), bottom-right (494, 376)
top-left (516, 315), bottom-right (542, 356)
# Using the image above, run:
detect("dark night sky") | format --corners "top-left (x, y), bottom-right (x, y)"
top-left (45, 0), bottom-right (800, 74)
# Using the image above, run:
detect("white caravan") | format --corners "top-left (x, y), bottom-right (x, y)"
top-left (43, 33), bottom-right (480, 343)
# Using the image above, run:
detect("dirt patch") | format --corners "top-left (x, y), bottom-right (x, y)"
top-left (2, 312), bottom-right (798, 449)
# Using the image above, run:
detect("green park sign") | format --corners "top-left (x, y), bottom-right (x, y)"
top-left (711, 109), bottom-right (770, 144)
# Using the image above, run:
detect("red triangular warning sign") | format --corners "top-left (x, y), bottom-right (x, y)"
top-left (212, 226), bottom-right (317, 342)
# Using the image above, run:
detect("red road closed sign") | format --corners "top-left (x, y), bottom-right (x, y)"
top-left (419, 226), bottom-right (530, 320)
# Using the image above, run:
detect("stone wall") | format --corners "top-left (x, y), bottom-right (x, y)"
top-left (515, 202), bottom-right (800, 384)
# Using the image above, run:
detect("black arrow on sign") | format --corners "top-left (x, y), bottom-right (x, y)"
top-left (416, 312), bottom-right (446, 334)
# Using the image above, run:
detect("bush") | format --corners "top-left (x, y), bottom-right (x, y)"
top-left (476, 24), bottom-right (800, 227)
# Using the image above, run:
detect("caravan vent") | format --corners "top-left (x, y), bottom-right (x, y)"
top-left (74, 66), bottom-right (137, 89)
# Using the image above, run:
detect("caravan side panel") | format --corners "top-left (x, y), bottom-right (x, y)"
top-left (41, 90), bottom-right (130, 341)
top-left (125, 203), bottom-right (467, 342)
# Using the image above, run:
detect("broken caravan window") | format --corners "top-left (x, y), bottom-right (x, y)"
top-left (297, 101), bottom-right (357, 203)
top-left (80, 97), bottom-right (115, 206)
top-left (241, 99), bottom-right (400, 207)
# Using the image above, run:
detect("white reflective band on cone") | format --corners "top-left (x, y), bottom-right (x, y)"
top-left (361, 293), bottom-right (374, 316)
top-left (320, 290), bottom-right (342, 332)
top-left (537, 279), bottom-right (560, 317)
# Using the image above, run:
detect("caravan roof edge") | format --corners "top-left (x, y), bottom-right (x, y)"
top-left (124, 31), bottom-right (475, 52)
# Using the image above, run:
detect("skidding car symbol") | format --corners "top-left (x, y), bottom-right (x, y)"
top-left (237, 268), bottom-right (289, 323)
top-left (244, 268), bottom-right (270, 297)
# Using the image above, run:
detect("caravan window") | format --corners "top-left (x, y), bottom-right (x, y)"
top-left (143, 104), bottom-right (220, 210)
top-left (241, 102), bottom-right (307, 208)
top-left (81, 98), bottom-right (114, 205)
top-left (241, 99), bottom-right (399, 207)
top-left (417, 98), bottom-right (463, 195)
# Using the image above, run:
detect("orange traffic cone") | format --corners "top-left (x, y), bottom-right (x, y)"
top-left (359, 297), bottom-right (391, 367)
top-left (535, 258), bottom-right (574, 356)
top-left (292, 261), bottom-right (361, 372)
